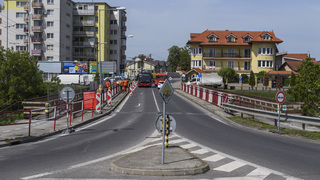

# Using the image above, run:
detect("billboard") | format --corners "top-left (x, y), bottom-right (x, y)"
top-left (38, 62), bottom-right (61, 73)
top-left (101, 61), bottom-right (116, 74)
top-left (63, 61), bottom-right (89, 74)
top-left (89, 61), bottom-right (98, 73)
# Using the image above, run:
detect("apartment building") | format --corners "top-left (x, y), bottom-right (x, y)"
top-left (187, 30), bottom-right (283, 74)
top-left (0, 0), bottom-right (127, 75)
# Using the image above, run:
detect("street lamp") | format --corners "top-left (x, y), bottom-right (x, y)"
top-left (98, 7), bottom-right (126, 85)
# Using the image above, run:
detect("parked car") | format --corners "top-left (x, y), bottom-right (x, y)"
top-left (158, 81), bottom-right (165, 89)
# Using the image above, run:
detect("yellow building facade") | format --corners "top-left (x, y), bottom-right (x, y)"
top-left (187, 30), bottom-right (283, 74)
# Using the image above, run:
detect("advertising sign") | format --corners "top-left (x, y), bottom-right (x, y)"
top-left (83, 92), bottom-right (95, 110)
top-left (38, 62), bottom-right (61, 73)
top-left (89, 61), bottom-right (98, 73)
top-left (101, 61), bottom-right (116, 74)
top-left (63, 61), bottom-right (89, 74)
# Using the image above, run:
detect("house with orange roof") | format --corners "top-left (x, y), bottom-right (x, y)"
top-left (187, 30), bottom-right (283, 74)
top-left (275, 52), bottom-right (316, 70)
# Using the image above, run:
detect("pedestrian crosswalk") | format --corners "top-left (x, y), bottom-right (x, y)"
top-left (132, 134), bottom-right (299, 180)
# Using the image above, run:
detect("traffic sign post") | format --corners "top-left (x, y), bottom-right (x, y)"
top-left (158, 79), bottom-right (174, 164)
top-left (276, 91), bottom-right (286, 133)
top-left (60, 87), bottom-right (75, 133)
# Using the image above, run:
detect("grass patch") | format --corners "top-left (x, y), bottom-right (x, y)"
top-left (228, 116), bottom-right (320, 141)
top-left (225, 90), bottom-right (295, 102)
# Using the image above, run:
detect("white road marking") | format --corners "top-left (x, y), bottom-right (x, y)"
top-left (190, 148), bottom-right (209, 154)
top-left (214, 161), bottom-right (247, 172)
top-left (180, 143), bottom-right (197, 149)
top-left (169, 139), bottom-right (186, 144)
top-left (247, 167), bottom-right (272, 177)
top-left (21, 172), bottom-right (53, 180)
top-left (203, 154), bottom-right (226, 162)
top-left (152, 89), bottom-right (160, 113)
top-left (3, 130), bottom-right (11, 133)
top-left (134, 103), bottom-right (141, 107)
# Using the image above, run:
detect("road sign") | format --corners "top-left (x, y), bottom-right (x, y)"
top-left (276, 91), bottom-right (285, 104)
top-left (198, 73), bottom-right (202, 78)
top-left (283, 105), bottom-right (287, 111)
top-left (155, 115), bottom-right (176, 133)
top-left (159, 79), bottom-right (174, 104)
top-left (60, 87), bottom-right (75, 102)
top-left (182, 74), bottom-right (185, 78)
top-left (169, 77), bottom-right (172, 81)
top-left (239, 77), bottom-right (242, 82)
top-left (121, 73), bottom-right (125, 77)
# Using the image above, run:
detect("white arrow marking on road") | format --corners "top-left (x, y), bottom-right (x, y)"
top-left (134, 103), bottom-right (141, 107)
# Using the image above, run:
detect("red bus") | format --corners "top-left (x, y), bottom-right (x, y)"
top-left (138, 72), bottom-right (153, 87)
top-left (154, 73), bottom-right (167, 86)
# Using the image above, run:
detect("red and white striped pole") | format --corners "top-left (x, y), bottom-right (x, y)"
top-left (95, 93), bottom-right (101, 113)
top-left (107, 87), bottom-right (112, 106)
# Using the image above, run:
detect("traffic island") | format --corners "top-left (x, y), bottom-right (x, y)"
top-left (110, 145), bottom-right (210, 176)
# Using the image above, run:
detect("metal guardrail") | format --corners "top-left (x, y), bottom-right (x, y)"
top-left (222, 103), bottom-right (320, 126)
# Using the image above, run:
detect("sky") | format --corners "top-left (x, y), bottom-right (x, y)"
top-left (102, 0), bottom-right (320, 61)
top-left (1, 0), bottom-right (319, 61)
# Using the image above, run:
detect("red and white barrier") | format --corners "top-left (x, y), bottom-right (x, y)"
top-left (95, 93), bottom-right (101, 113)
top-left (107, 90), bottom-right (112, 106)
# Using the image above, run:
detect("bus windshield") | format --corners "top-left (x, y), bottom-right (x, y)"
top-left (139, 73), bottom-right (152, 83)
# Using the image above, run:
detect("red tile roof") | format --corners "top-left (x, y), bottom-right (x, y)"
top-left (187, 30), bottom-right (283, 46)
top-left (266, 71), bottom-right (299, 75)
top-left (284, 53), bottom-right (316, 61)
top-left (283, 61), bottom-right (303, 72)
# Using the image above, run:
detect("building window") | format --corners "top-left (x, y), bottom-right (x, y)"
top-left (110, 40), bottom-right (117, 44)
top-left (262, 34), bottom-right (270, 40)
top-left (47, 0), bottom-right (54, 4)
top-left (110, 50), bottom-right (117, 55)
top-left (47, 10), bottom-right (54, 15)
top-left (243, 36), bottom-right (251, 42)
top-left (244, 48), bottom-right (251, 58)
top-left (47, 33), bottom-right (54, 39)
top-left (47, 21), bottom-right (54, 27)
top-left (208, 48), bottom-right (216, 57)
top-left (16, 46), bottom-right (27, 51)
top-left (110, 20), bottom-right (117, 24)
top-left (16, 12), bottom-right (27, 18)
top-left (208, 35), bottom-right (217, 42)
top-left (111, 30), bottom-right (117, 34)
top-left (16, 35), bottom-right (27, 40)
top-left (227, 48), bottom-right (235, 57)
top-left (258, 47), bottom-right (273, 55)
top-left (47, 45), bottom-right (53, 50)
top-left (47, 56), bottom-right (54, 61)
top-left (244, 61), bottom-right (251, 70)
top-left (227, 60), bottom-right (235, 68)
top-left (258, 60), bottom-right (273, 68)
top-left (227, 35), bottom-right (235, 42)
top-left (207, 60), bottom-right (216, 70)
top-left (191, 60), bottom-right (202, 68)
top-left (16, 24), bottom-right (27, 29)
top-left (16, 1), bottom-right (28, 7)
top-left (191, 47), bottom-right (202, 55)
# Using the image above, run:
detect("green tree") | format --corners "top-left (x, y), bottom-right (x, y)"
top-left (0, 47), bottom-right (45, 105)
top-left (249, 71), bottom-right (255, 89)
top-left (218, 67), bottom-right (237, 89)
top-left (167, 45), bottom-right (181, 72)
top-left (263, 73), bottom-right (269, 88)
top-left (290, 71), bottom-right (296, 87)
top-left (179, 46), bottom-right (191, 71)
top-left (287, 57), bottom-right (320, 116)
top-left (276, 74), bottom-right (283, 89)
top-left (256, 71), bottom-right (266, 83)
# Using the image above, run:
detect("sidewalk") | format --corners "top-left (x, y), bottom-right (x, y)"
top-left (0, 91), bottom-right (128, 148)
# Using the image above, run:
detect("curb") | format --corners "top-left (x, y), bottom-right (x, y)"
top-left (110, 145), bottom-right (210, 176)
top-left (0, 91), bottom-right (129, 148)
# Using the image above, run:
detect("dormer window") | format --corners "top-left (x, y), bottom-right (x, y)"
top-left (208, 34), bottom-right (217, 42)
top-left (227, 35), bottom-right (236, 42)
top-left (244, 36), bottom-right (251, 42)
top-left (262, 34), bottom-right (271, 40)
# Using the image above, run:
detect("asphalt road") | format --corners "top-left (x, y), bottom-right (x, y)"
top-left (0, 85), bottom-right (320, 179)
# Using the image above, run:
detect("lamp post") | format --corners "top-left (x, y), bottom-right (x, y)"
top-left (97, 42), bottom-right (108, 86)
top-left (98, 7), bottom-right (126, 84)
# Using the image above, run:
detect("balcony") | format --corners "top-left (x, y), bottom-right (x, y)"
top-left (32, 26), bottom-right (43, 32)
top-left (24, 16), bottom-right (29, 22)
top-left (31, 49), bottom-right (42, 55)
top-left (121, 45), bottom-right (126, 50)
top-left (122, 15), bottom-right (127, 22)
top-left (73, 52), bottom-right (95, 58)
top-left (32, 2), bottom-right (43, 8)
top-left (72, 9), bottom-right (95, 15)
top-left (121, 55), bottom-right (126, 60)
top-left (73, 20), bottom-right (95, 26)
top-left (72, 31), bottom-right (95, 37)
top-left (24, 39), bottom-right (28, 44)
top-left (24, 28), bottom-right (29, 33)
top-left (203, 53), bottom-right (251, 59)
top-left (73, 42), bottom-right (94, 47)
top-left (32, 14), bottom-right (43, 20)
top-left (24, 4), bottom-right (29, 11)
top-left (121, 25), bottom-right (127, 31)
top-left (31, 37), bottom-right (43, 44)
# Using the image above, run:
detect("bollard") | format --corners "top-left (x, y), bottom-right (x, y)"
top-left (45, 102), bottom-right (50, 119)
